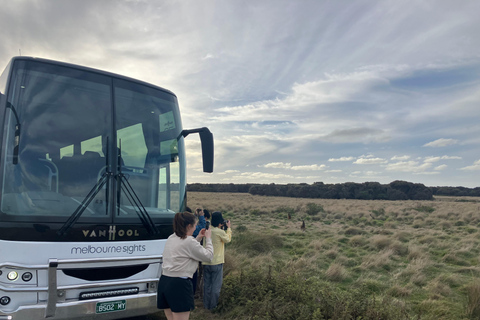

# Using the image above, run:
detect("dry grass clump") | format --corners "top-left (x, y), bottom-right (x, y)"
top-left (325, 247), bottom-right (339, 259)
top-left (395, 231), bottom-right (412, 243)
top-left (387, 284), bottom-right (412, 297)
top-left (325, 263), bottom-right (348, 282)
top-left (439, 221), bottom-right (452, 229)
top-left (389, 241), bottom-right (408, 256)
top-left (426, 279), bottom-right (452, 298)
top-left (349, 235), bottom-right (367, 247)
top-left (407, 245), bottom-right (427, 261)
top-left (418, 235), bottom-right (437, 245)
top-left (360, 249), bottom-right (394, 270)
top-left (383, 221), bottom-right (397, 229)
top-left (465, 280), bottom-right (480, 319)
top-left (344, 227), bottom-right (364, 235)
top-left (442, 253), bottom-right (470, 266)
top-left (308, 239), bottom-right (326, 251)
top-left (370, 235), bottom-right (392, 250)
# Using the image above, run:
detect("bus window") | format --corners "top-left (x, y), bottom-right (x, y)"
top-left (117, 124), bottom-right (148, 168)
top-left (81, 136), bottom-right (104, 157)
top-left (60, 145), bottom-right (74, 159)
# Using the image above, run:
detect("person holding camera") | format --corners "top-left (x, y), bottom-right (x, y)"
top-left (202, 211), bottom-right (232, 310)
top-left (157, 211), bottom-right (213, 320)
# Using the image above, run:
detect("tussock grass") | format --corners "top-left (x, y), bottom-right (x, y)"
top-left (360, 249), bottom-right (394, 270)
top-left (185, 192), bottom-right (480, 320)
top-left (325, 263), bottom-right (348, 282)
top-left (349, 235), bottom-right (367, 247)
top-left (465, 280), bottom-right (480, 319)
top-left (370, 235), bottom-right (392, 250)
top-left (387, 284), bottom-right (413, 298)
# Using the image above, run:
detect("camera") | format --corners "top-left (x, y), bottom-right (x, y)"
top-left (205, 221), bottom-right (210, 230)
top-left (221, 220), bottom-right (229, 231)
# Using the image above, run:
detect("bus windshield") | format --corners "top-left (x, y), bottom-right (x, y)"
top-left (0, 59), bottom-right (185, 231)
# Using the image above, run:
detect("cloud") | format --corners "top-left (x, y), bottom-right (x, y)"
top-left (233, 172), bottom-right (295, 181)
top-left (460, 160), bottom-right (480, 171)
top-left (423, 138), bottom-right (459, 147)
top-left (263, 162), bottom-right (292, 169)
top-left (424, 155), bottom-right (462, 162)
top-left (434, 164), bottom-right (448, 171)
top-left (323, 127), bottom-right (390, 144)
top-left (391, 155), bottom-right (410, 161)
top-left (261, 162), bottom-right (326, 171)
top-left (329, 156), bottom-right (355, 162)
top-left (290, 164), bottom-right (327, 171)
top-left (354, 157), bottom-right (388, 165)
top-left (385, 161), bottom-right (432, 173)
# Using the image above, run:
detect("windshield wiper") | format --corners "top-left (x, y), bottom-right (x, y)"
top-left (6, 102), bottom-right (21, 165)
top-left (117, 144), bottom-right (158, 235)
top-left (57, 171), bottom-right (110, 236)
top-left (58, 139), bottom-right (111, 237)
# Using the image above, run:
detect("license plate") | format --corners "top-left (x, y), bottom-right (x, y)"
top-left (96, 300), bottom-right (126, 314)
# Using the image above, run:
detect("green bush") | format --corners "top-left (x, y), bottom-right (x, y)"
top-left (413, 205), bottom-right (435, 213)
top-left (218, 268), bottom-right (411, 319)
top-left (230, 231), bottom-right (283, 254)
top-left (306, 203), bottom-right (324, 216)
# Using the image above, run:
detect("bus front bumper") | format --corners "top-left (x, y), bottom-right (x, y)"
top-left (0, 292), bottom-right (160, 320)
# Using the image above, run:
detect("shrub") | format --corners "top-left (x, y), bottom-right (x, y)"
top-left (274, 206), bottom-right (295, 215)
top-left (345, 227), bottom-right (364, 235)
top-left (218, 267), bottom-right (410, 319)
top-left (305, 203), bottom-right (324, 216)
top-left (231, 231), bottom-right (283, 254)
top-left (414, 205), bottom-right (435, 213)
top-left (250, 209), bottom-right (268, 216)
top-left (236, 225), bottom-right (247, 232)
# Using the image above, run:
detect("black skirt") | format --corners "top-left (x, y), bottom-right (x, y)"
top-left (157, 275), bottom-right (195, 313)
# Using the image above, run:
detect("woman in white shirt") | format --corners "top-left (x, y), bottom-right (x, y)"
top-left (157, 211), bottom-right (213, 320)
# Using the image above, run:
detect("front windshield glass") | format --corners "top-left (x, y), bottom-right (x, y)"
top-left (114, 78), bottom-right (185, 221)
top-left (0, 60), bottom-right (185, 223)
top-left (1, 61), bottom-right (111, 220)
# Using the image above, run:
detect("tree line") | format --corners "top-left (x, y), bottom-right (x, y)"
top-left (187, 181), bottom-right (480, 200)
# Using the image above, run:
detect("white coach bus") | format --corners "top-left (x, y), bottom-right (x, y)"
top-left (0, 57), bottom-right (213, 319)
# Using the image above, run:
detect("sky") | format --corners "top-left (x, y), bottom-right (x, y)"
top-left (1, 0), bottom-right (479, 187)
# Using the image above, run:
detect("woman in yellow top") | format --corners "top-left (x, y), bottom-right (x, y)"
top-left (202, 211), bottom-right (232, 310)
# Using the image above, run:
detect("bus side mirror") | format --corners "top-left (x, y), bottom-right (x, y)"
top-left (179, 127), bottom-right (214, 173)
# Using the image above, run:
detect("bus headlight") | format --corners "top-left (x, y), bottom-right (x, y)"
top-left (7, 271), bottom-right (18, 281)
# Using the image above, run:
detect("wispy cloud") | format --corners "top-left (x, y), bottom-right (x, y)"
top-left (354, 157), bottom-right (388, 165)
top-left (460, 160), bottom-right (480, 171)
top-left (329, 157), bottom-right (355, 162)
top-left (423, 138), bottom-right (459, 147)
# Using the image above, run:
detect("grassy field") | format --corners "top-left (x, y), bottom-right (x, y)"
top-left (147, 192), bottom-right (480, 320)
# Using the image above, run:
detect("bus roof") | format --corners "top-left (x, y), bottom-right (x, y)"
top-left (7, 56), bottom-right (177, 98)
